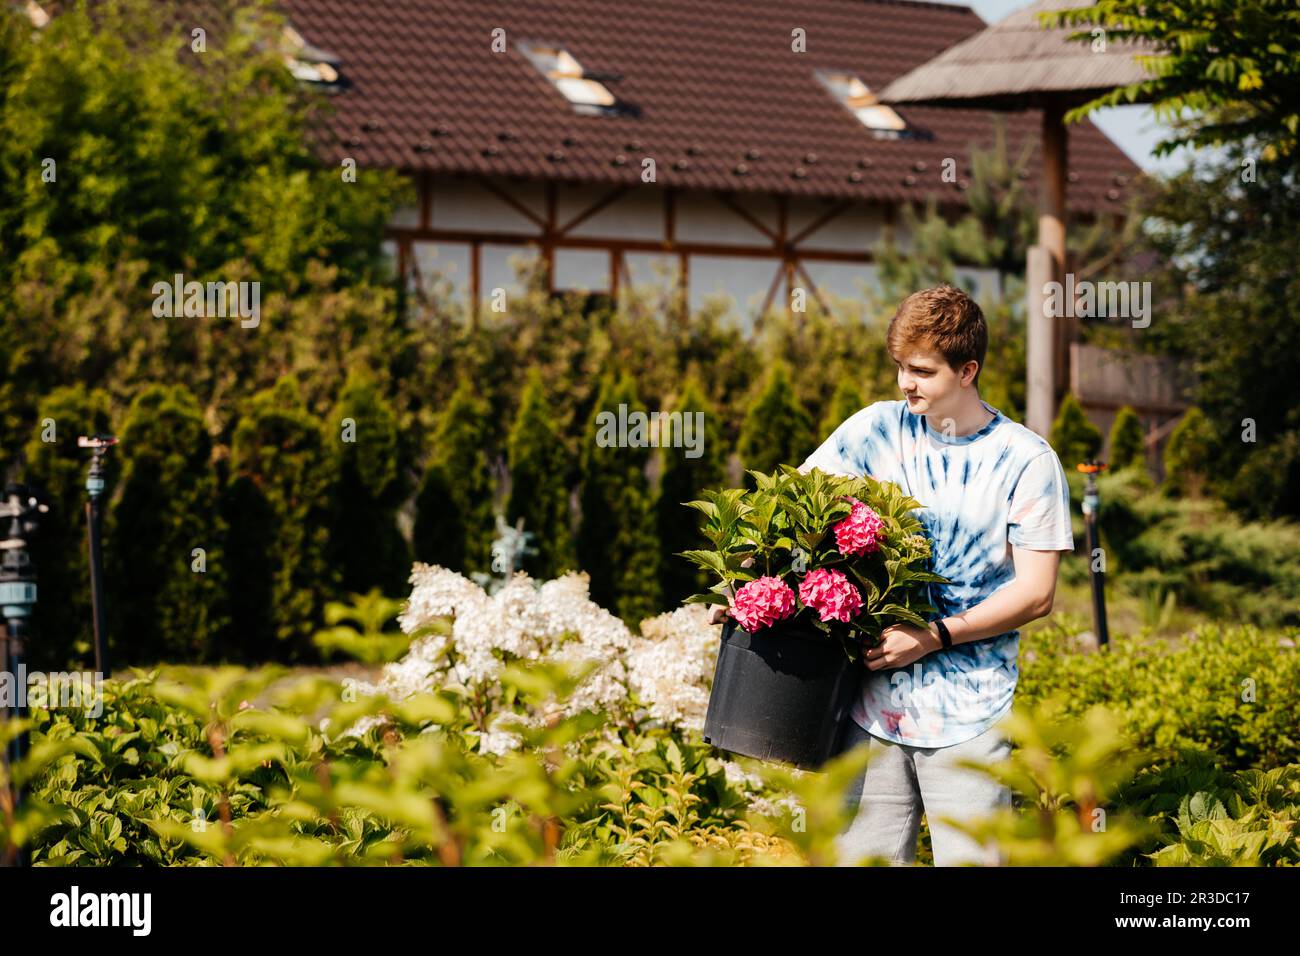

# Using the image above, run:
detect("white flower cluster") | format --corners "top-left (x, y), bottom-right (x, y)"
top-left (347, 564), bottom-right (720, 752)
top-left (624, 603), bottom-right (720, 733)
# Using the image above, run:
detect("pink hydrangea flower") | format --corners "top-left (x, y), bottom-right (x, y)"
top-left (798, 568), bottom-right (864, 623)
top-left (832, 497), bottom-right (886, 556)
top-left (729, 575), bottom-right (796, 632)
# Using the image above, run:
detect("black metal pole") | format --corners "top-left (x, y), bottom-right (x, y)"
top-left (1080, 462), bottom-right (1110, 647)
top-left (1, 483), bottom-right (45, 868)
top-left (81, 436), bottom-right (116, 677)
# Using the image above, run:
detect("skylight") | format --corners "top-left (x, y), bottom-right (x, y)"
top-left (518, 42), bottom-right (618, 115)
top-left (815, 70), bottom-right (907, 137)
top-left (281, 23), bottom-right (341, 86)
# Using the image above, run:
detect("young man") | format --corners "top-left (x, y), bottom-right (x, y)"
top-left (713, 284), bottom-right (1074, 866)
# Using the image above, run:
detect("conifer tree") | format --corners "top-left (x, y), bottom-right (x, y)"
top-left (225, 376), bottom-right (336, 662)
top-left (657, 376), bottom-right (727, 606)
top-left (413, 377), bottom-right (495, 576)
top-left (506, 368), bottom-right (574, 579)
top-left (110, 384), bottom-right (228, 664)
top-left (737, 362), bottom-right (812, 487)
top-left (1164, 405), bottom-right (1216, 497)
top-left (577, 371), bottom-right (661, 622)
top-left (326, 369), bottom-right (411, 598)
top-left (819, 375), bottom-right (865, 440)
top-left (1049, 393), bottom-right (1103, 469)
top-left (1108, 405), bottom-right (1146, 472)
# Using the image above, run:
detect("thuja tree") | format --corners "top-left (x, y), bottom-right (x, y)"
top-left (819, 375), bottom-right (865, 441)
top-left (224, 376), bottom-right (336, 663)
top-left (737, 361), bottom-right (813, 489)
top-left (657, 376), bottom-right (727, 607)
top-left (21, 385), bottom-right (113, 670)
top-left (506, 368), bottom-right (574, 579)
top-left (108, 384), bottom-right (228, 664)
top-left (324, 369), bottom-right (411, 599)
top-left (1164, 406), bottom-right (1216, 498)
top-left (413, 376), bottom-right (495, 577)
top-left (578, 371), bottom-right (661, 623)
top-left (1049, 393), bottom-right (1103, 470)
top-left (1108, 406), bottom-right (1147, 473)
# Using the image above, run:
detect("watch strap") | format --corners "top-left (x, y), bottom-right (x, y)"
top-left (934, 618), bottom-right (952, 649)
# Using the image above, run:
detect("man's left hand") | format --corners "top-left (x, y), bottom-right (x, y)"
top-left (862, 622), bottom-right (939, 671)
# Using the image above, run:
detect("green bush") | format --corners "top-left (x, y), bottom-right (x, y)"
top-left (656, 376), bottom-right (727, 607)
top-left (577, 371), bottom-right (661, 623)
top-left (1164, 406), bottom-right (1215, 497)
top-left (737, 362), bottom-right (812, 489)
top-left (325, 370), bottom-right (411, 599)
top-left (506, 368), bottom-right (575, 580)
top-left (1108, 405), bottom-right (1146, 473)
top-left (413, 376), bottom-right (496, 578)
top-left (225, 376), bottom-right (337, 662)
top-left (109, 383), bottom-right (228, 664)
top-left (1050, 392), bottom-right (1102, 470)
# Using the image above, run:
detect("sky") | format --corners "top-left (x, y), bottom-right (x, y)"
top-left (933, 0), bottom-right (1195, 177)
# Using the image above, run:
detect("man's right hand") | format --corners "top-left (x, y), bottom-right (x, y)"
top-left (708, 604), bottom-right (732, 626)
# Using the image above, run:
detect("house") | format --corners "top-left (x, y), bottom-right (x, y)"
top-left (273, 0), bottom-right (1142, 328)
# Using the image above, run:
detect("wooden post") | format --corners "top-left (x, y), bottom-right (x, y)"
top-left (1026, 244), bottom-right (1055, 438)
top-left (1040, 100), bottom-right (1069, 404)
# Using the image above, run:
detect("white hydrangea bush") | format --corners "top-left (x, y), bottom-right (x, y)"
top-left (345, 564), bottom-right (716, 749)
top-left (341, 563), bottom-right (790, 814)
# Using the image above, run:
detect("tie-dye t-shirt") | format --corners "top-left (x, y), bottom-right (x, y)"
top-left (801, 398), bottom-right (1074, 748)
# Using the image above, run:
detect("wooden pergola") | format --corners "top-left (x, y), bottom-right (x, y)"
top-left (878, 0), bottom-right (1158, 438)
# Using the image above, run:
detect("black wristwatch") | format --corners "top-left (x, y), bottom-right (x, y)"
top-left (933, 618), bottom-right (952, 650)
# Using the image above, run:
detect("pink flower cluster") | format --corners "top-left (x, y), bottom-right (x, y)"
top-left (798, 568), bottom-right (864, 623)
top-left (730, 575), bottom-right (796, 632)
top-left (833, 497), bottom-right (886, 557)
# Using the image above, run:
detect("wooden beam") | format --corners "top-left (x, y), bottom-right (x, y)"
top-left (789, 200), bottom-right (852, 246)
top-left (712, 191), bottom-right (778, 243)
top-left (386, 227), bottom-right (881, 263)
top-left (794, 260), bottom-right (835, 317)
top-left (471, 175), bottom-right (547, 229)
top-left (558, 184), bottom-right (634, 236)
top-left (471, 240), bottom-right (481, 329)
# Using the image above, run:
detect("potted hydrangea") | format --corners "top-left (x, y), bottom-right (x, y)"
top-left (679, 465), bottom-right (947, 769)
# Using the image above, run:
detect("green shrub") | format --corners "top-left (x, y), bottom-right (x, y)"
top-left (1164, 406), bottom-right (1215, 497)
top-left (225, 376), bottom-right (337, 662)
top-left (413, 376), bottom-right (496, 577)
top-left (656, 376), bottom-right (727, 607)
top-left (110, 383), bottom-right (228, 664)
top-left (577, 371), bottom-right (661, 623)
top-left (1108, 405), bottom-right (1146, 473)
top-left (1049, 392), bottom-right (1102, 470)
top-left (506, 368), bottom-right (575, 580)
top-left (737, 362), bottom-right (812, 489)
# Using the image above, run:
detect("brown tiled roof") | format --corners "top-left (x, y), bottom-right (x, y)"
top-left (281, 0), bottom-right (1142, 213)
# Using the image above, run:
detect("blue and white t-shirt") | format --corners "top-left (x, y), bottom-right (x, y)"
top-left (801, 398), bottom-right (1074, 749)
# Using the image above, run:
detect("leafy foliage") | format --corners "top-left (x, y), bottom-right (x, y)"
top-left (680, 465), bottom-right (946, 657)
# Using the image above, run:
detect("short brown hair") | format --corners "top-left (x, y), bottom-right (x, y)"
top-left (886, 284), bottom-right (987, 387)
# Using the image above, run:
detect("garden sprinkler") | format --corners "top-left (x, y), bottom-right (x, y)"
top-left (0, 482), bottom-right (49, 867)
top-left (1076, 460), bottom-right (1110, 647)
top-left (78, 434), bottom-right (117, 676)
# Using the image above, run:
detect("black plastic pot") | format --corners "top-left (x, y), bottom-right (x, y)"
top-left (702, 616), bottom-right (861, 771)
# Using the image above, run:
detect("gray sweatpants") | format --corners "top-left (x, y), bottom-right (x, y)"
top-left (834, 718), bottom-right (1013, 866)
